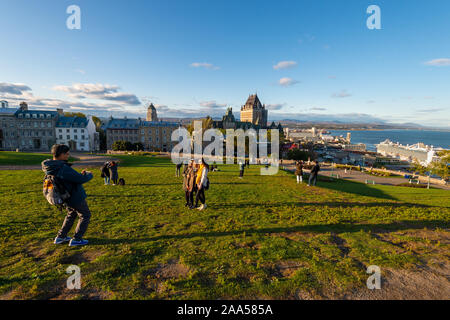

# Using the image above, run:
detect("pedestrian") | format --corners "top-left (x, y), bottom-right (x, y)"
top-left (176, 162), bottom-right (183, 177)
top-left (100, 161), bottom-right (110, 185)
top-left (194, 158), bottom-right (209, 210)
top-left (42, 144), bottom-right (93, 247)
top-left (109, 161), bottom-right (119, 185)
top-left (295, 160), bottom-right (304, 183)
top-left (182, 159), bottom-right (196, 208)
top-left (239, 160), bottom-right (245, 178)
top-left (308, 160), bottom-right (320, 186)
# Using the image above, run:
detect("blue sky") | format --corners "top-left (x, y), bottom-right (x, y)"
top-left (0, 0), bottom-right (449, 127)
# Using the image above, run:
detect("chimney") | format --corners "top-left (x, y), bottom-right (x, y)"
top-left (19, 102), bottom-right (28, 111)
top-left (56, 108), bottom-right (64, 116)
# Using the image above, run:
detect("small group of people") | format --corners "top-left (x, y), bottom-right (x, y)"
top-left (182, 158), bottom-right (209, 210)
top-left (294, 160), bottom-right (320, 186)
top-left (100, 161), bottom-right (119, 185)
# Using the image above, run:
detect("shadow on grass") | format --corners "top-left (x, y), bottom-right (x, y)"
top-left (215, 201), bottom-right (438, 209)
top-left (87, 220), bottom-right (449, 246)
top-left (318, 178), bottom-right (396, 201)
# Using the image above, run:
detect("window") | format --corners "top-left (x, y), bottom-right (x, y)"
top-left (67, 135), bottom-right (70, 139)
top-left (74, 129), bottom-right (77, 133)
top-left (74, 135), bottom-right (78, 140)
top-left (59, 135), bottom-right (63, 139)
top-left (32, 114), bottom-right (37, 118)
top-left (80, 142), bottom-right (85, 147)
top-left (25, 114), bottom-right (30, 118)
top-left (66, 129), bottom-right (69, 133)
top-left (81, 135), bottom-right (85, 140)
top-left (34, 122), bottom-right (38, 128)
top-left (46, 114), bottom-right (51, 119)
top-left (40, 114), bottom-right (44, 119)
top-left (59, 129), bottom-right (62, 132)
top-left (47, 122), bottom-right (51, 128)
top-left (40, 122), bottom-right (45, 128)
top-left (18, 114), bottom-right (23, 118)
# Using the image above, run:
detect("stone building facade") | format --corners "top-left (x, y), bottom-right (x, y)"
top-left (0, 101), bottom-right (99, 151)
top-left (240, 94), bottom-right (268, 127)
top-left (104, 105), bottom-right (179, 151)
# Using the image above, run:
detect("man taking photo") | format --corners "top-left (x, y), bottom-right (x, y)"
top-left (42, 144), bottom-right (93, 246)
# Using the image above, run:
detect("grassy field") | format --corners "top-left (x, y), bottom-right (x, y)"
top-left (0, 155), bottom-right (449, 300)
top-left (0, 151), bottom-right (78, 166)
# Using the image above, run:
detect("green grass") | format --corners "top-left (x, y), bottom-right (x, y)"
top-left (0, 155), bottom-right (448, 299)
top-left (0, 152), bottom-right (78, 166)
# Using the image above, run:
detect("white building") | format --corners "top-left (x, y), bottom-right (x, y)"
top-left (55, 115), bottom-right (98, 151)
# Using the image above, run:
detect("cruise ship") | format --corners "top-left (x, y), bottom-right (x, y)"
top-left (376, 139), bottom-right (442, 166)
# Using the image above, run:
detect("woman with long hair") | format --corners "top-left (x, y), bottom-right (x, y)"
top-left (194, 158), bottom-right (209, 210)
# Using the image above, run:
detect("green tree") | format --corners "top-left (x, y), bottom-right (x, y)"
top-left (430, 151), bottom-right (450, 180)
top-left (287, 148), bottom-right (315, 161)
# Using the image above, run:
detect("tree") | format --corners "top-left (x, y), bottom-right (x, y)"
top-left (411, 159), bottom-right (428, 176)
top-left (287, 148), bottom-right (315, 161)
top-left (132, 142), bottom-right (144, 151)
top-left (430, 151), bottom-right (450, 180)
top-left (64, 112), bottom-right (86, 118)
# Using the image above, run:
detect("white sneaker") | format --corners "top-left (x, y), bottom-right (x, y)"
top-left (197, 204), bottom-right (207, 210)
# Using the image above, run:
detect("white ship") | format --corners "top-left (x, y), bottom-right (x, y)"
top-left (376, 139), bottom-right (442, 166)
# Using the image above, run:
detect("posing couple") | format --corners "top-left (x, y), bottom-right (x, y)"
top-left (182, 158), bottom-right (209, 210)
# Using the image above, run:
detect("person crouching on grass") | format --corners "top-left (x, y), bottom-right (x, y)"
top-left (194, 158), bottom-right (209, 211)
top-left (42, 144), bottom-right (93, 247)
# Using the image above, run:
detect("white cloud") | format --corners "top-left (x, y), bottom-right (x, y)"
top-left (52, 83), bottom-right (141, 105)
top-left (273, 61), bottom-right (297, 70)
top-left (0, 83), bottom-right (32, 95)
top-left (266, 103), bottom-right (285, 110)
top-left (279, 77), bottom-right (299, 87)
top-left (190, 62), bottom-right (220, 70)
top-left (416, 108), bottom-right (444, 113)
top-left (331, 90), bottom-right (352, 98)
top-left (424, 58), bottom-right (450, 66)
top-left (199, 100), bottom-right (227, 109)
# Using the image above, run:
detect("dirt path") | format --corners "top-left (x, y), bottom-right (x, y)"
top-left (0, 153), bottom-right (119, 171)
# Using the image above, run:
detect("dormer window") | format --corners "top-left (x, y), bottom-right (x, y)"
top-left (32, 114), bottom-right (37, 118)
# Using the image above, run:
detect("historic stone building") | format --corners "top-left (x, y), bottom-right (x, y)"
top-left (0, 100), bottom-right (99, 151)
top-left (212, 95), bottom-right (282, 132)
top-left (240, 94), bottom-right (268, 127)
top-left (104, 105), bottom-right (179, 151)
top-left (0, 100), bottom-right (18, 150)
top-left (146, 103), bottom-right (158, 121)
top-left (15, 103), bottom-right (59, 151)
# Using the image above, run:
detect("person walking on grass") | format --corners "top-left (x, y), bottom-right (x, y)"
top-left (295, 160), bottom-right (304, 184)
top-left (183, 159), bottom-right (196, 208)
top-left (100, 161), bottom-right (111, 185)
top-left (42, 144), bottom-right (93, 247)
top-left (239, 160), bottom-right (245, 178)
top-left (176, 162), bottom-right (183, 177)
top-left (308, 160), bottom-right (320, 186)
top-left (194, 158), bottom-right (209, 210)
top-left (109, 161), bottom-right (119, 185)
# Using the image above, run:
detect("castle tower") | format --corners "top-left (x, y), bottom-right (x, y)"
top-left (240, 94), bottom-right (268, 127)
top-left (147, 103), bottom-right (158, 121)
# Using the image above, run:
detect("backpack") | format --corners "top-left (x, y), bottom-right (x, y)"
top-left (118, 178), bottom-right (125, 186)
top-left (43, 174), bottom-right (71, 206)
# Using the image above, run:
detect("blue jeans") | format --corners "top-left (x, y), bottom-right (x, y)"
top-left (308, 174), bottom-right (317, 186)
top-left (104, 176), bottom-right (110, 184)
